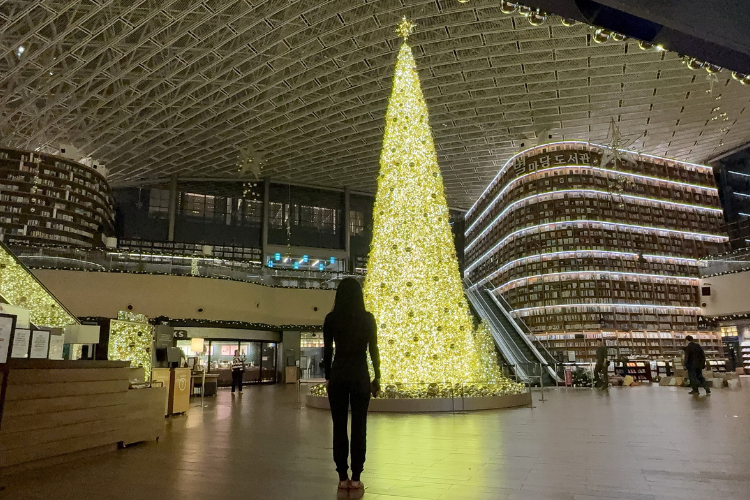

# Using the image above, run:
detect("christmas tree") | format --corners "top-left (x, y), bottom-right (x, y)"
top-left (362, 19), bottom-right (515, 391)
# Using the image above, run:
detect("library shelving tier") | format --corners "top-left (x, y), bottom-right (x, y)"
top-left (614, 361), bottom-right (652, 381)
top-left (742, 341), bottom-right (750, 371)
top-left (464, 142), bottom-right (728, 362)
top-left (0, 147), bottom-right (114, 248)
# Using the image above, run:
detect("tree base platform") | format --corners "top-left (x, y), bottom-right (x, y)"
top-left (305, 391), bottom-right (530, 412)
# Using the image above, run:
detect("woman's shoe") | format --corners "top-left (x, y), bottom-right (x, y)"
top-left (338, 480), bottom-right (350, 490)
top-left (350, 481), bottom-right (363, 490)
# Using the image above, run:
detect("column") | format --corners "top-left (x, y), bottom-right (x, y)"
top-left (262, 177), bottom-right (270, 261)
top-left (167, 173), bottom-right (178, 242)
top-left (344, 187), bottom-right (351, 272)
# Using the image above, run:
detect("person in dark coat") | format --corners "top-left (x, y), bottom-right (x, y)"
top-left (684, 336), bottom-right (710, 395)
top-left (324, 278), bottom-right (380, 493)
top-left (593, 339), bottom-right (609, 388)
top-left (727, 347), bottom-right (738, 372)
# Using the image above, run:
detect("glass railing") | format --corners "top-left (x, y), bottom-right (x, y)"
top-left (8, 245), bottom-right (358, 289)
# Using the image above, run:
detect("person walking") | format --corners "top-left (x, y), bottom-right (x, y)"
top-left (231, 350), bottom-right (245, 393)
top-left (324, 277), bottom-right (380, 493)
top-left (728, 346), bottom-right (738, 372)
top-left (684, 335), bottom-right (710, 395)
top-left (594, 339), bottom-right (609, 388)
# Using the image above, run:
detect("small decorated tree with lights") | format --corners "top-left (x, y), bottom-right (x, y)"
top-left (362, 19), bottom-right (520, 395)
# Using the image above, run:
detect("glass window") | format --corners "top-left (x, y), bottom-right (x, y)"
top-left (182, 193), bottom-right (206, 218)
top-left (210, 341), bottom-right (239, 373)
top-left (176, 339), bottom-right (208, 370)
top-left (269, 202), bottom-right (287, 228)
top-left (149, 188), bottom-right (170, 216)
top-left (297, 205), bottom-right (338, 233)
top-left (260, 342), bottom-right (277, 383)
top-left (350, 210), bottom-right (365, 236)
top-left (243, 199), bottom-right (263, 226)
top-left (239, 341), bottom-right (261, 383)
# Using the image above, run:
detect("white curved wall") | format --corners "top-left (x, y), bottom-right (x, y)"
top-left (32, 270), bottom-right (334, 327)
top-left (700, 271), bottom-right (750, 317)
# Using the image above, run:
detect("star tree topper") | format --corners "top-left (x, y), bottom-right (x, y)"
top-left (396, 17), bottom-right (417, 41)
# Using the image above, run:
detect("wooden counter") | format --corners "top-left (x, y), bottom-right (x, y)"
top-left (0, 359), bottom-right (166, 475)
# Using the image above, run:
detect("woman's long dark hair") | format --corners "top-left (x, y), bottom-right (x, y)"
top-left (332, 277), bottom-right (365, 316)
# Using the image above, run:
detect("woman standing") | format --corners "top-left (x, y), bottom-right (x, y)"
top-left (324, 278), bottom-right (380, 492)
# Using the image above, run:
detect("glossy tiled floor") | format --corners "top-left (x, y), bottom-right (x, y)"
top-left (3, 382), bottom-right (750, 500)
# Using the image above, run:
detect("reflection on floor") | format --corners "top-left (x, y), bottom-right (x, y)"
top-left (3, 382), bottom-right (749, 500)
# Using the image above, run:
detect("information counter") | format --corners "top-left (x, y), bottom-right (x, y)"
top-left (151, 367), bottom-right (191, 415)
top-left (0, 359), bottom-right (166, 475)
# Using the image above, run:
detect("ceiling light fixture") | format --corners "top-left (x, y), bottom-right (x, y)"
top-left (500, 1), bottom-right (517, 14)
top-left (731, 71), bottom-right (750, 85)
top-left (704, 63), bottom-right (722, 73)
top-left (638, 41), bottom-right (654, 50)
top-left (518, 5), bottom-right (533, 17)
top-left (561, 18), bottom-right (576, 26)
top-left (682, 57), bottom-right (705, 70)
top-left (593, 29), bottom-right (610, 43)
top-left (528, 10), bottom-right (547, 26)
top-left (15, 46), bottom-right (25, 58)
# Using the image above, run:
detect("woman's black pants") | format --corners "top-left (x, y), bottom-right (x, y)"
top-left (231, 370), bottom-right (243, 392)
top-left (328, 377), bottom-right (371, 480)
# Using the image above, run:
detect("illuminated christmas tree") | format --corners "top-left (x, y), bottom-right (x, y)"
top-left (362, 19), bottom-right (515, 390)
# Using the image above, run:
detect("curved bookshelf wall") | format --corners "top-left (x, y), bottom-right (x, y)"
top-left (465, 142), bottom-right (729, 360)
top-left (0, 147), bottom-right (114, 248)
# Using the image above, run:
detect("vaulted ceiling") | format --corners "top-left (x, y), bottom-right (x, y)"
top-left (2, 0), bottom-right (750, 208)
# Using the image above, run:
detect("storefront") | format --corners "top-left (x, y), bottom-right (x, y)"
top-left (300, 332), bottom-right (325, 380)
top-left (174, 327), bottom-right (281, 386)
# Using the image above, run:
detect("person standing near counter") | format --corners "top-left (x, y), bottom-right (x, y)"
top-left (231, 350), bottom-right (245, 393)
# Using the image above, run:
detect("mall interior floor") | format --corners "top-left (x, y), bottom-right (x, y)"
top-left (3, 382), bottom-right (749, 500)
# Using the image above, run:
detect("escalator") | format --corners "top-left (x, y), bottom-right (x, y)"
top-left (465, 278), bottom-right (561, 386)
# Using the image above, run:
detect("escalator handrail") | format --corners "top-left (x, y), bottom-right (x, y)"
top-left (495, 292), bottom-right (559, 367)
top-left (465, 286), bottom-right (530, 382)
top-left (484, 288), bottom-right (564, 383)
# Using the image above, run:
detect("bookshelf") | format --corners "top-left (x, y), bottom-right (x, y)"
top-left (533, 331), bottom-right (724, 362)
top-left (465, 142), bottom-right (726, 355)
top-left (741, 341), bottom-right (750, 372)
top-left (613, 361), bottom-right (652, 381)
top-left (0, 147), bottom-right (113, 248)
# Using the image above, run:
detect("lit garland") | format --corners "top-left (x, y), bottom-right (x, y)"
top-left (0, 242), bottom-right (78, 327)
top-left (473, 320), bottom-right (504, 383)
top-left (358, 19), bottom-right (522, 395)
top-left (108, 318), bottom-right (153, 379)
top-left (310, 379), bottom-right (524, 399)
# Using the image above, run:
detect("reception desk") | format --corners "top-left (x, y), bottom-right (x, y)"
top-left (0, 359), bottom-right (166, 475)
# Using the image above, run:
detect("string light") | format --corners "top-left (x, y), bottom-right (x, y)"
top-left (466, 163), bottom-right (720, 234)
top-left (466, 142), bottom-right (716, 218)
top-left (472, 250), bottom-right (702, 289)
top-left (360, 20), bottom-right (522, 394)
top-left (465, 188), bottom-right (723, 251)
top-left (513, 303), bottom-right (700, 315)
top-left (465, 220), bottom-right (728, 273)
top-left (0, 243), bottom-right (78, 327)
top-left (494, 271), bottom-right (698, 293)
